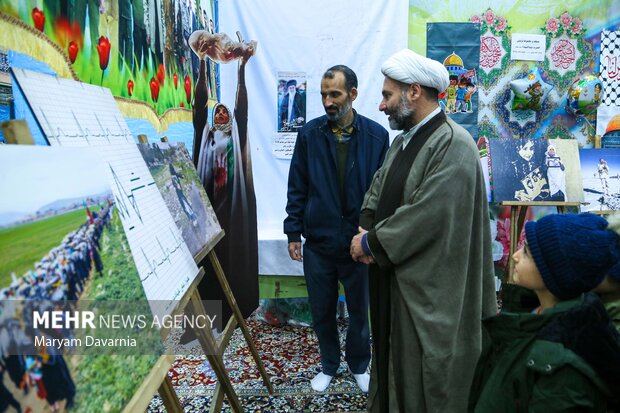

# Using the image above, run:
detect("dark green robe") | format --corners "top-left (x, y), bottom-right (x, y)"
top-left (361, 114), bottom-right (497, 413)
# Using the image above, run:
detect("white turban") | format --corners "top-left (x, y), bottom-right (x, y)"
top-left (381, 49), bottom-right (450, 93)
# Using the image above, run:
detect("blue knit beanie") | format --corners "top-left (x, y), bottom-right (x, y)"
top-left (524, 213), bottom-right (620, 299)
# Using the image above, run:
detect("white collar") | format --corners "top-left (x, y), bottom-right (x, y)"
top-left (402, 106), bottom-right (441, 150)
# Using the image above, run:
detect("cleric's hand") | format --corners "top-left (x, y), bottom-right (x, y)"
top-left (350, 226), bottom-right (369, 263)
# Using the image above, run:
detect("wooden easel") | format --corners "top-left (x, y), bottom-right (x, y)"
top-left (159, 135), bottom-right (271, 393)
top-left (138, 136), bottom-right (273, 412)
top-left (123, 264), bottom-right (247, 413)
top-left (7, 127), bottom-right (269, 413)
top-left (123, 266), bottom-right (248, 413)
top-left (186, 242), bottom-right (275, 412)
top-left (501, 201), bottom-right (582, 283)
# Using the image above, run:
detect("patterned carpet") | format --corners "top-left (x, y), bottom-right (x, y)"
top-left (148, 318), bottom-right (367, 413)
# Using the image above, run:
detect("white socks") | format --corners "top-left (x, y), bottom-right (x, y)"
top-left (352, 372), bottom-right (370, 393)
top-left (310, 372), bottom-right (333, 392)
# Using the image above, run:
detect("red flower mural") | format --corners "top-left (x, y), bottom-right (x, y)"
top-left (54, 17), bottom-right (82, 49)
top-left (173, 73), bottom-right (179, 89)
top-left (96, 36), bottom-right (111, 71)
top-left (156, 63), bottom-right (165, 86)
top-left (68, 41), bottom-right (79, 64)
top-left (184, 75), bottom-right (192, 104)
top-left (127, 79), bottom-right (134, 97)
top-left (150, 77), bottom-right (160, 102)
top-left (32, 8), bottom-right (45, 32)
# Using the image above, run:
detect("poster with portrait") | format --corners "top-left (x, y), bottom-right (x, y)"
top-left (489, 138), bottom-right (582, 202)
top-left (277, 71), bottom-right (307, 132)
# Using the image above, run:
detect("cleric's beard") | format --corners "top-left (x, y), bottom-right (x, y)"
top-left (388, 91), bottom-right (413, 130)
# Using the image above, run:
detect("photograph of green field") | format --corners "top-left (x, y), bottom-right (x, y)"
top-left (0, 208), bottom-right (87, 288)
top-left (0, 145), bottom-right (159, 413)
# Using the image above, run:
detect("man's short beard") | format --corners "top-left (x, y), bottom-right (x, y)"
top-left (325, 99), bottom-right (352, 122)
top-left (388, 91), bottom-right (414, 130)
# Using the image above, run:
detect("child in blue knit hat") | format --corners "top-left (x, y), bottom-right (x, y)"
top-left (469, 212), bottom-right (620, 413)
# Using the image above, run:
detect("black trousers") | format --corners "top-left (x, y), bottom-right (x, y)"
top-left (303, 245), bottom-right (371, 376)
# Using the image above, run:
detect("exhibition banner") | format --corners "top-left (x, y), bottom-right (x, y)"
top-left (427, 22), bottom-right (481, 139)
top-left (218, 0), bottom-right (408, 275)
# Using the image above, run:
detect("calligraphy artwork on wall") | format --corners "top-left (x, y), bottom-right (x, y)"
top-left (471, 9), bottom-right (511, 90)
top-left (542, 11), bottom-right (594, 90)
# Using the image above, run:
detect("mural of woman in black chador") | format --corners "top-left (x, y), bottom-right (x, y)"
top-left (189, 30), bottom-right (259, 333)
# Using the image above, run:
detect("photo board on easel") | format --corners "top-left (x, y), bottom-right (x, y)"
top-left (138, 139), bottom-right (274, 401)
top-left (0, 145), bottom-right (161, 413)
top-left (8, 67), bottom-right (255, 413)
top-left (10, 68), bottom-right (200, 315)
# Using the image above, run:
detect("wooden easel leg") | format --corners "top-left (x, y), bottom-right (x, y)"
top-left (507, 206), bottom-right (518, 283)
top-left (209, 383), bottom-right (225, 413)
top-left (189, 290), bottom-right (245, 413)
top-left (516, 206), bottom-right (529, 238)
top-left (208, 251), bottom-right (274, 394)
top-left (210, 316), bottom-right (238, 413)
top-left (218, 315), bottom-right (239, 350)
top-left (158, 376), bottom-right (183, 413)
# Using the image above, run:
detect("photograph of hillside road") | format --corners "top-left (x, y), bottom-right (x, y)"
top-left (137, 142), bottom-right (222, 257)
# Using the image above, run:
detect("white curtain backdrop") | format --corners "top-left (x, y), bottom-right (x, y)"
top-left (219, 0), bottom-right (408, 275)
